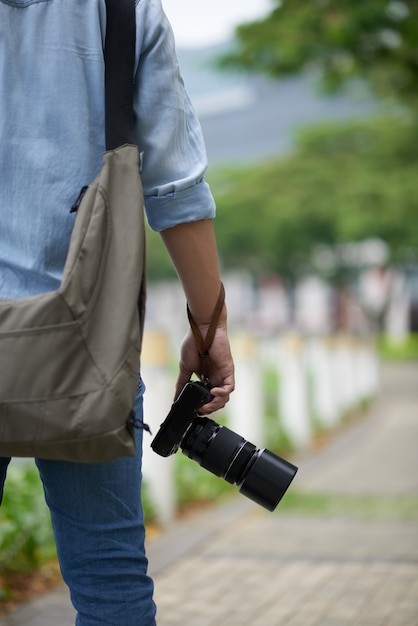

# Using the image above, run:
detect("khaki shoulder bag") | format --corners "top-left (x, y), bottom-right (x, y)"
top-left (0, 0), bottom-right (145, 462)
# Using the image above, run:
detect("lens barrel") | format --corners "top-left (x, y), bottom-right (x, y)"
top-left (181, 417), bottom-right (297, 511)
top-left (239, 449), bottom-right (297, 511)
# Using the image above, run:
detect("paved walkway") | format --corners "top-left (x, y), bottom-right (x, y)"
top-left (1, 361), bottom-right (418, 625)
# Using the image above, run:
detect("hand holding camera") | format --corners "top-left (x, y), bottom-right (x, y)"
top-left (154, 283), bottom-right (297, 512)
top-left (174, 283), bottom-right (234, 415)
top-left (151, 380), bottom-right (298, 512)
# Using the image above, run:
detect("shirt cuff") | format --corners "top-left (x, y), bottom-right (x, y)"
top-left (144, 179), bottom-right (216, 232)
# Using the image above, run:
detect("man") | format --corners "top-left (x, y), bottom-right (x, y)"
top-left (0, 0), bottom-right (235, 623)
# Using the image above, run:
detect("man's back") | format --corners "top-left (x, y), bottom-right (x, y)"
top-left (0, 0), bottom-right (107, 296)
top-left (0, 0), bottom-right (215, 299)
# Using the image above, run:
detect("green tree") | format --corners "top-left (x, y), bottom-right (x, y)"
top-left (210, 116), bottom-right (418, 280)
top-left (145, 116), bottom-right (418, 282)
top-left (220, 0), bottom-right (418, 115)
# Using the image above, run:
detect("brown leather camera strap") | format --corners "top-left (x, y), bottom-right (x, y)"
top-left (187, 282), bottom-right (225, 380)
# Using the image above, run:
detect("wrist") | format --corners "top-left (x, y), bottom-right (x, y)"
top-left (189, 304), bottom-right (227, 329)
top-left (187, 283), bottom-right (225, 369)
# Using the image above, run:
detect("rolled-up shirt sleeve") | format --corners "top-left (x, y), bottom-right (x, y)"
top-left (134, 0), bottom-right (216, 232)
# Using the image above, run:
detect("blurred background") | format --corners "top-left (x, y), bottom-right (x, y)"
top-left (141, 0), bottom-right (418, 521)
top-left (1, 0), bottom-right (418, 612)
top-left (149, 0), bottom-right (418, 343)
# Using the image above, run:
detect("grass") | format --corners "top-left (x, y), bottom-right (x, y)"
top-left (378, 333), bottom-right (418, 361)
top-left (277, 490), bottom-right (418, 521)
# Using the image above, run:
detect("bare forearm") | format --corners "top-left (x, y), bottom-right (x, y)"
top-left (160, 219), bottom-right (226, 325)
top-left (160, 218), bottom-right (234, 410)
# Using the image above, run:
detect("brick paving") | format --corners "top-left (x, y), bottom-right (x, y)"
top-left (1, 361), bottom-right (417, 625)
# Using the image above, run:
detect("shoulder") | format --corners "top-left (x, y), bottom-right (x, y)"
top-left (135, 0), bottom-right (176, 56)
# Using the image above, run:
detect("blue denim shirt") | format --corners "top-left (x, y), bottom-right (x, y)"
top-left (0, 0), bottom-right (215, 298)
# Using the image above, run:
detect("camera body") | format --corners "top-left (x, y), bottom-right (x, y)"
top-left (151, 381), bottom-right (297, 512)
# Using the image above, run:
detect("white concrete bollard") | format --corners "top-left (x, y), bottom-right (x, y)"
top-left (141, 330), bottom-right (176, 526)
top-left (354, 340), bottom-right (380, 402)
top-left (307, 337), bottom-right (340, 429)
top-left (364, 341), bottom-right (380, 398)
top-left (277, 333), bottom-right (312, 448)
top-left (330, 335), bottom-right (358, 417)
top-left (227, 332), bottom-right (264, 445)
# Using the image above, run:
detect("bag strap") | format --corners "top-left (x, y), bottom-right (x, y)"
top-left (104, 0), bottom-right (136, 150)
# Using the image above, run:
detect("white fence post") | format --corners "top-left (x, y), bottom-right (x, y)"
top-left (277, 333), bottom-right (312, 448)
top-left (141, 330), bottom-right (176, 526)
top-left (227, 332), bottom-right (264, 445)
top-left (331, 335), bottom-right (358, 417)
top-left (307, 337), bottom-right (340, 429)
top-left (352, 338), bottom-right (380, 404)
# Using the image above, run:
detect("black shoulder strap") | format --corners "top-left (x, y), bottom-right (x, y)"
top-left (104, 0), bottom-right (136, 150)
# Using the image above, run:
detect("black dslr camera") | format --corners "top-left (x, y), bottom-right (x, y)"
top-left (151, 381), bottom-right (297, 511)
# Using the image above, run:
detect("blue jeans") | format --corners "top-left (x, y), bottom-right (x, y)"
top-left (0, 389), bottom-right (156, 626)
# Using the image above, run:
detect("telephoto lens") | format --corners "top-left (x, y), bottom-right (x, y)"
top-left (181, 417), bottom-right (297, 511)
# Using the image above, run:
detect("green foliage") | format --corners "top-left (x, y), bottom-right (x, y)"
top-left (144, 118), bottom-right (418, 284)
top-left (262, 367), bottom-right (295, 454)
top-left (207, 115), bottom-right (418, 279)
top-left (0, 464), bottom-right (56, 574)
top-left (141, 479), bottom-right (158, 524)
top-left (145, 228), bottom-right (177, 282)
top-left (378, 332), bottom-right (418, 360)
top-left (175, 453), bottom-right (235, 509)
top-left (220, 0), bottom-right (418, 114)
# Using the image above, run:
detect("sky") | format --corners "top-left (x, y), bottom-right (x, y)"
top-left (161, 0), bottom-right (273, 48)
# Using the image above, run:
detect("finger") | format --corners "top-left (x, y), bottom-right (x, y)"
top-left (198, 391), bottom-right (231, 415)
top-left (208, 385), bottom-right (234, 398)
